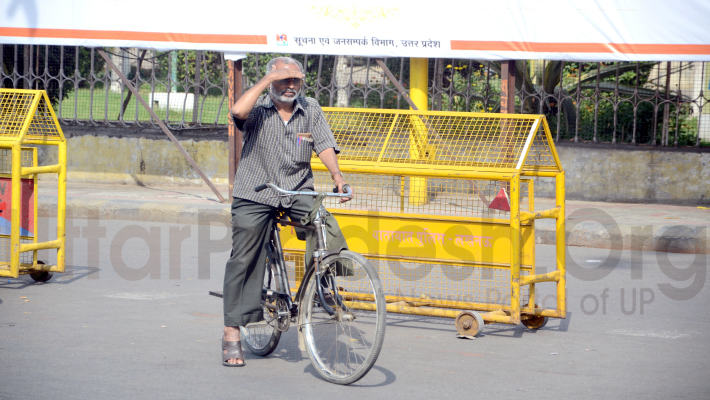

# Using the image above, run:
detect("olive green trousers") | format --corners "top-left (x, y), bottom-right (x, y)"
top-left (223, 196), bottom-right (313, 327)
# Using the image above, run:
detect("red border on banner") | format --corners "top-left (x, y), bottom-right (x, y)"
top-left (451, 40), bottom-right (710, 55)
top-left (0, 27), bottom-right (267, 45)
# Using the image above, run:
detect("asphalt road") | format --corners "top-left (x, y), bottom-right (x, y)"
top-left (1, 218), bottom-right (708, 399)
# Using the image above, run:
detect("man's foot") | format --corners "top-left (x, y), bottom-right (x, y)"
top-left (223, 326), bottom-right (244, 366)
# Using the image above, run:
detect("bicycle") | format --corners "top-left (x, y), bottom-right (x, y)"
top-left (211, 182), bottom-right (386, 385)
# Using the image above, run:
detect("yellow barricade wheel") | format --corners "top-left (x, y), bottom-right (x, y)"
top-left (30, 260), bottom-right (52, 283)
top-left (455, 311), bottom-right (484, 337)
top-left (521, 305), bottom-right (548, 330)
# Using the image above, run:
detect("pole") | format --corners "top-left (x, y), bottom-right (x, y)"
top-left (192, 50), bottom-right (201, 124)
top-left (409, 58), bottom-right (429, 206)
top-left (97, 49), bottom-right (226, 203)
top-left (499, 60), bottom-right (517, 189)
top-left (171, 51), bottom-right (177, 93)
top-left (228, 59), bottom-right (244, 200)
top-left (501, 60), bottom-right (516, 114)
top-left (375, 58), bottom-right (490, 206)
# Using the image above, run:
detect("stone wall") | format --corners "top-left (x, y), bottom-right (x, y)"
top-left (532, 142), bottom-right (710, 206)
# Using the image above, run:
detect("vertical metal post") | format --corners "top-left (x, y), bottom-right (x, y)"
top-left (662, 61), bottom-right (672, 146)
top-left (500, 60), bottom-right (516, 114)
top-left (192, 51), bottom-right (202, 124)
top-left (500, 60), bottom-right (517, 193)
top-left (56, 140), bottom-right (67, 273)
top-left (575, 62), bottom-right (582, 143)
top-left (674, 62), bottom-right (682, 147)
top-left (632, 62), bottom-right (640, 145)
top-left (23, 45), bottom-right (30, 89)
top-left (171, 51), bottom-right (178, 93)
top-left (697, 62), bottom-right (705, 148)
top-left (527, 178), bottom-right (535, 310)
top-left (409, 58), bottom-right (428, 206)
top-left (555, 171), bottom-right (566, 317)
top-left (509, 173), bottom-right (521, 324)
top-left (613, 63), bottom-right (620, 144)
top-left (228, 59), bottom-right (244, 200)
top-left (433, 59), bottom-right (444, 111)
top-left (32, 148), bottom-right (38, 266)
top-left (593, 64), bottom-right (600, 143)
top-left (10, 144), bottom-right (22, 277)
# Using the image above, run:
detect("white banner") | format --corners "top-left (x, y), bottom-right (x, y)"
top-left (1, 0), bottom-right (709, 61)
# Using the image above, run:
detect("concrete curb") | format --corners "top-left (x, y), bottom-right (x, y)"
top-left (38, 195), bottom-right (709, 254)
top-left (535, 222), bottom-right (708, 255)
top-left (38, 195), bottom-right (230, 225)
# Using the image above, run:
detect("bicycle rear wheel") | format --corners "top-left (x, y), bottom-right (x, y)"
top-left (301, 250), bottom-right (386, 385)
top-left (241, 260), bottom-right (282, 356)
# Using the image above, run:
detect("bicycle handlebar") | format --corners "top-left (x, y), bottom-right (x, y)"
top-left (255, 182), bottom-right (352, 198)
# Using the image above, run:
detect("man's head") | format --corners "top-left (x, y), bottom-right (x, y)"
top-left (267, 57), bottom-right (304, 104)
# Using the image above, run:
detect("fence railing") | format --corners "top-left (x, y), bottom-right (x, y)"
top-left (2, 45), bottom-right (708, 146)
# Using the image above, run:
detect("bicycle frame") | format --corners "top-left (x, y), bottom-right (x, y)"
top-left (264, 204), bottom-right (346, 323)
top-left (254, 181), bottom-right (353, 324)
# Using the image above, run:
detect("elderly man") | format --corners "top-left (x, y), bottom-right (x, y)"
top-left (222, 56), bottom-right (350, 366)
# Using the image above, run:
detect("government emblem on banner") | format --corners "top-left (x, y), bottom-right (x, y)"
top-left (276, 34), bottom-right (288, 46)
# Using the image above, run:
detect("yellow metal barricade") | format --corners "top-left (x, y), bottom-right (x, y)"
top-left (0, 89), bottom-right (66, 280)
top-left (281, 108), bottom-right (565, 332)
top-left (285, 108), bottom-right (564, 333)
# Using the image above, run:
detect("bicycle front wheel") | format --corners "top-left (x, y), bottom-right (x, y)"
top-left (301, 250), bottom-right (386, 385)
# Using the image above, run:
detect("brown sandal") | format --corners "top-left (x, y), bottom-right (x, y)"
top-left (222, 339), bottom-right (246, 367)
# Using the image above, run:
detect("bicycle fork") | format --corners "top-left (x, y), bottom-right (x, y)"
top-left (312, 206), bottom-right (345, 316)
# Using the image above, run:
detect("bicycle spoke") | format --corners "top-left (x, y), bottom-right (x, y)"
top-left (302, 251), bottom-right (386, 384)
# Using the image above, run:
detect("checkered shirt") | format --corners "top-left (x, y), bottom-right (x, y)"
top-left (231, 94), bottom-right (339, 208)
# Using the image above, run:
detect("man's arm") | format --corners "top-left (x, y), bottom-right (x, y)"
top-left (317, 147), bottom-right (352, 203)
top-left (230, 67), bottom-right (304, 119)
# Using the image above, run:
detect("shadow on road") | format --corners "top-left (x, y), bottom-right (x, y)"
top-left (381, 311), bottom-right (572, 338)
top-left (0, 264), bottom-right (99, 290)
top-left (302, 363), bottom-right (397, 387)
top-left (483, 312), bottom-right (573, 338)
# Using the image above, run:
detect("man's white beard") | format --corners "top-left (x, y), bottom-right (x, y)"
top-left (270, 84), bottom-right (298, 104)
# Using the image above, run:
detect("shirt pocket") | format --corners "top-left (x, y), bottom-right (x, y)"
top-left (293, 137), bottom-right (315, 163)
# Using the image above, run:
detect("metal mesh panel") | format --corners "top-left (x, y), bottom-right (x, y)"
top-left (0, 148), bottom-right (34, 174)
top-left (313, 171), bottom-right (530, 218)
top-left (286, 170), bottom-right (535, 314)
top-left (324, 110), bottom-right (540, 169)
top-left (0, 91), bottom-right (35, 139)
top-left (21, 148), bottom-right (32, 168)
top-left (375, 260), bottom-right (530, 308)
top-left (324, 112), bottom-right (396, 161)
top-left (284, 252), bottom-right (530, 310)
top-left (25, 98), bottom-right (62, 140)
top-left (0, 237), bottom-right (34, 264)
top-left (523, 124), bottom-right (557, 169)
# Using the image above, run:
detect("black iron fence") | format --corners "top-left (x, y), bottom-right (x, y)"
top-left (2, 45), bottom-right (708, 146)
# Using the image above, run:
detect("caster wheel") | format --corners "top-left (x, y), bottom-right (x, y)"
top-left (455, 311), bottom-right (484, 337)
top-left (522, 305), bottom-right (548, 329)
top-left (30, 261), bottom-right (52, 283)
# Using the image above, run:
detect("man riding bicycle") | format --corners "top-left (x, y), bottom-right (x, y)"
top-left (223, 56), bottom-right (351, 366)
